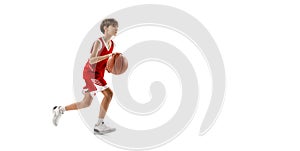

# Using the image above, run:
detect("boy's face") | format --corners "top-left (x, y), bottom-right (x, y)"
top-left (105, 25), bottom-right (118, 36)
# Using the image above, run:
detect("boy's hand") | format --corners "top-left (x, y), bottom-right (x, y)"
top-left (106, 52), bottom-right (122, 73)
top-left (111, 52), bottom-right (121, 57)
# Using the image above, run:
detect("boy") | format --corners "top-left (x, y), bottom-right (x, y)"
top-left (52, 18), bottom-right (119, 135)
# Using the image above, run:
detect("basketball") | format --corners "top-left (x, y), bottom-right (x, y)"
top-left (106, 53), bottom-right (128, 75)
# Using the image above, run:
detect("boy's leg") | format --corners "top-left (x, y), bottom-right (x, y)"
top-left (99, 87), bottom-right (113, 118)
top-left (52, 92), bottom-right (93, 126)
top-left (94, 87), bottom-right (116, 135)
top-left (65, 92), bottom-right (93, 111)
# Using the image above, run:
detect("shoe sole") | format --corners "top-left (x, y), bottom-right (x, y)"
top-left (52, 110), bottom-right (60, 126)
top-left (94, 129), bottom-right (116, 135)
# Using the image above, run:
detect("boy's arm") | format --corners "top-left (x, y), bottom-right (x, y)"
top-left (89, 41), bottom-right (112, 64)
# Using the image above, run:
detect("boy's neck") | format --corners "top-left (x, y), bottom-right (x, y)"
top-left (103, 35), bottom-right (112, 43)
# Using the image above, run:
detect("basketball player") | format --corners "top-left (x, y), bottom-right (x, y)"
top-left (52, 18), bottom-right (119, 135)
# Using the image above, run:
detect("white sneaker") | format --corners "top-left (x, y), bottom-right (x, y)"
top-left (52, 106), bottom-right (64, 126)
top-left (94, 122), bottom-right (116, 135)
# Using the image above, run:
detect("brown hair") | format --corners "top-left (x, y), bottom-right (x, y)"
top-left (100, 18), bottom-right (118, 34)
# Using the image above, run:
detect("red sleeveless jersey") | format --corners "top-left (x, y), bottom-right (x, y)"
top-left (83, 37), bottom-right (114, 87)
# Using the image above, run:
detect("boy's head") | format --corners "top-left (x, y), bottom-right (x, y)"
top-left (100, 18), bottom-right (118, 34)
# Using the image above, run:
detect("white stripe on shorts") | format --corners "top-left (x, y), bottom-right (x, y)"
top-left (82, 82), bottom-right (109, 97)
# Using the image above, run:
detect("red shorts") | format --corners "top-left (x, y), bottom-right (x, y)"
top-left (83, 79), bottom-right (109, 96)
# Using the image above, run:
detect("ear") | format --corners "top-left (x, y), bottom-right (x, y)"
top-left (104, 26), bottom-right (108, 31)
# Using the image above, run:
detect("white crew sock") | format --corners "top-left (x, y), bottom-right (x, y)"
top-left (60, 106), bottom-right (66, 112)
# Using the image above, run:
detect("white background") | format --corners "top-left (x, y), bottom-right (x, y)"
top-left (0, 0), bottom-right (299, 150)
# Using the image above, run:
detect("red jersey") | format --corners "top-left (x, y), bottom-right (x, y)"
top-left (83, 37), bottom-right (114, 91)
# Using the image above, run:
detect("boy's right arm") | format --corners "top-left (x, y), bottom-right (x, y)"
top-left (89, 41), bottom-right (112, 64)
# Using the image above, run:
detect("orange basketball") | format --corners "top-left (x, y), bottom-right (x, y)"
top-left (106, 53), bottom-right (128, 75)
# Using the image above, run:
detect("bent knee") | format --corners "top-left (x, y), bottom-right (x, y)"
top-left (83, 95), bottom-right (93, 107)
top-left (104, 90), bottom-right (113, 100)
top-left (84, 99), bottom-right (92, 107)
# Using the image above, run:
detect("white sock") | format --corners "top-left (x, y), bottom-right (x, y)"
top-left (96, 118), bottom-right (104, 125)
top-left (60, 106), bottom-right (66, 112)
